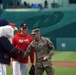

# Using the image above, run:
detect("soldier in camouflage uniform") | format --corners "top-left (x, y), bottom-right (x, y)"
top-left (24, 28), bottom-right (55, 75)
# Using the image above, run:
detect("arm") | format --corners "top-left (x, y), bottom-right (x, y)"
top-left (0, 36), bottom-right (24, 59)
top-left (46, 38), bottom-right (55, 56)
top-left (30, 50), bottom-right (34, 65)
top-left (0, 36), bottom-right (14, 52)
top-left (44, 38), bottom-right (55, 60)
top-left (24, 42), bottom-right (33, 57)
top-left (29, 38), bottom-right (34, 65)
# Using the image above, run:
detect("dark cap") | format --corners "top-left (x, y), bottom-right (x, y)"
top-left (0, 18), bottom-right (15, 27)
top-left (20, 23), bottom-right (27, 29)
top-left (31, 28), bottom-right (40, 35)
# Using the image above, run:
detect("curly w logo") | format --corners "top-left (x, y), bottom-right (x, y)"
top-left (24, 11), bottom-right (64, 29)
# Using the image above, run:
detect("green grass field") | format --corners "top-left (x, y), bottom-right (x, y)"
top-left (53, 51), bottom-right (76, 62)
top-left (7, 51), bottom-right (76, 75)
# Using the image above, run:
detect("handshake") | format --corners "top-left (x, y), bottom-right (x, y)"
top-left (10, 47), bottom-right (25, 59)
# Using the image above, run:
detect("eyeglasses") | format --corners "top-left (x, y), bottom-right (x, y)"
top-left (31, 34), bottom-right (36, 37)
top-left (23, 29), bottom-right (27, 31)
top-left (21, 28), bottom-right (27, 31)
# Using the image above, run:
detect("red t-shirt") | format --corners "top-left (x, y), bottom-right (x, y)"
top-left (12, 32), bottom-right (34, 64)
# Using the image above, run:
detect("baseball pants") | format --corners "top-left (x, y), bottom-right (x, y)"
top-left (0, 63), bottom-right (7, 75)
top-left (12, 61), bottom-right (28, 75)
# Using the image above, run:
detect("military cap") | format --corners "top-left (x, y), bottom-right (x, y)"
top-left (31, 28), bottom-right (40, 35)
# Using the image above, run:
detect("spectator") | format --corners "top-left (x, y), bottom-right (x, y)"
top-left (8, 2), bottom-right (13, 8)
top-left (44, 0), bottom-right (48, 8)
top-left (16, 2), bottom-right (20, 8)
top-left (0, 0), bottom-right (3, 9)
top-left (23, 1), bottom-right (28, 8)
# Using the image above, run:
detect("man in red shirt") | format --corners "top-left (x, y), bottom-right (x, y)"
top-left (12, 23), bottom-right (34, 75)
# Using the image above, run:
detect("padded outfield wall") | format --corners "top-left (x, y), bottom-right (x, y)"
top-left (0, 9), bottom-right (76, 50)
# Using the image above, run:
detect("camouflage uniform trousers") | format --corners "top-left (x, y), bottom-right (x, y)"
top-left (34, 59), bottom-right (55, 75)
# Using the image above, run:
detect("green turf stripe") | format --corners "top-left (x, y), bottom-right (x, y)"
top-left (53, 51), bottom-right (76, 62)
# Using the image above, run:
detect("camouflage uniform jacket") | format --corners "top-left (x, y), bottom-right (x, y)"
top-left (25, 37), bottom-right (55, 67)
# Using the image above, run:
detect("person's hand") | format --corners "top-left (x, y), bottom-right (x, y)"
top-left (43, 55), bottom-right (50, 60)
top-left (31, 63), bottom-right (34, 66)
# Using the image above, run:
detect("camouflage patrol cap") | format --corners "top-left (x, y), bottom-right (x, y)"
top-left (31, 28), bottom-right (40, 35)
